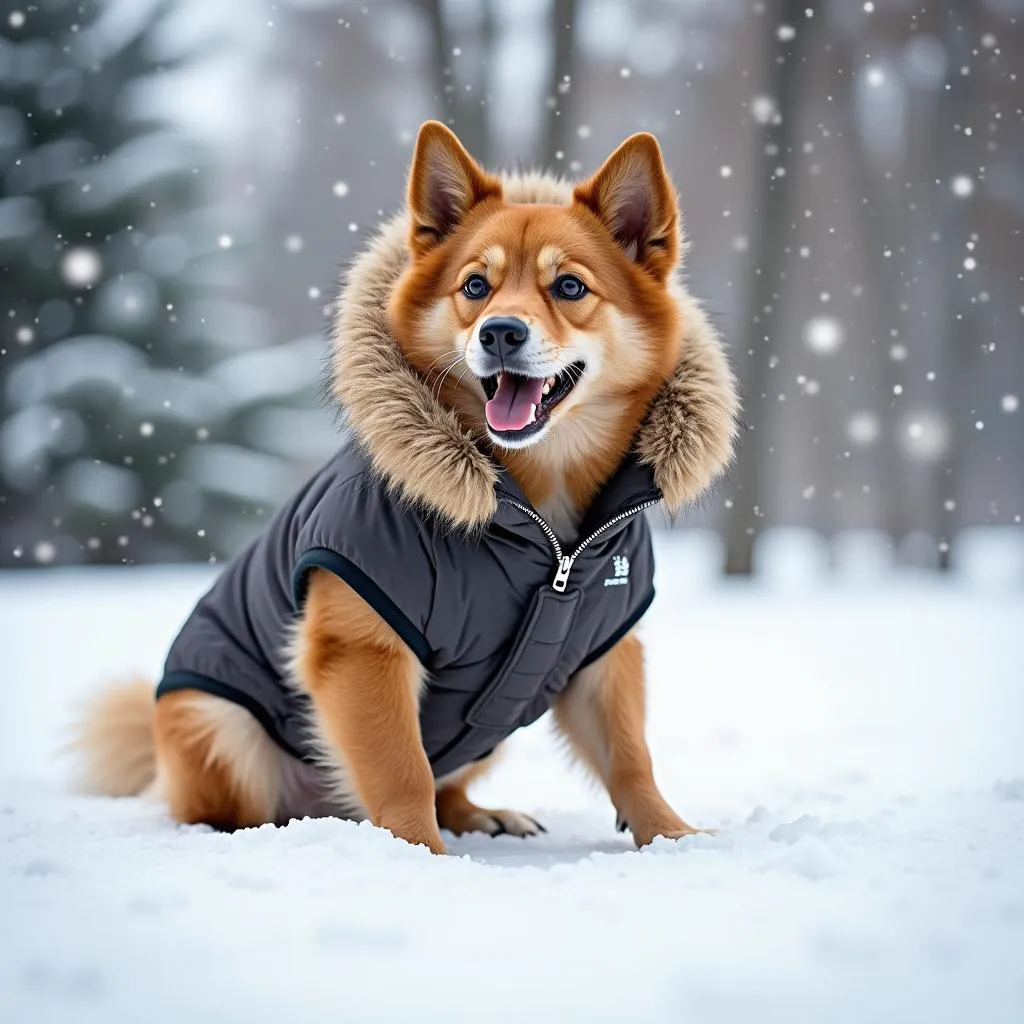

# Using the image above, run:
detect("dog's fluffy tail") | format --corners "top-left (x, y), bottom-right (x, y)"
top-left (68, 679), bottom-right (157, 796)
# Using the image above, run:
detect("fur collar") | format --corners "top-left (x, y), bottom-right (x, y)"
top-left (329, 172), bottom-right (740, 530)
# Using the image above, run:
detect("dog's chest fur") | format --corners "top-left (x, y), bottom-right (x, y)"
top-left (537, 486), bottom-right (583, 545)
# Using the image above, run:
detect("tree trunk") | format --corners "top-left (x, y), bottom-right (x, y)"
top-left (723, 0), bottom-right (808, 575)
top-left (422, 0), bottom-right (494, 163)
top-left (542, 0), bottom-right (580, 169)
top-left (836, 33), bottom-right (913, 559)
top-left (933, 0), bottom-right (980, 570)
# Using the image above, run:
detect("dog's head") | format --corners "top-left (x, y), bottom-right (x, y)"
top-left (388, 122), bottom-right (683, 452)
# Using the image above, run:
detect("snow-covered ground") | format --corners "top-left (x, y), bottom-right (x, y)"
top-left (2, 533), bottom-right (1023, 1023)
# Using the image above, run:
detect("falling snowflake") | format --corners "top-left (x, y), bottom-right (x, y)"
top-left (15, 326), bottom-right (33, 345)
top-left (619, 67), bottom-right (631, 78)
top-left (285, 235), bottom-right (304, 253)
top-left (577, 125), bottom-right (592, 139)
top-left (139, 422), bottom-right (154, 437)
top-left (332, 181), bottom-right (350, 198)
top-left (8, 11), bottom-right (25, 28)
top-left (720, 166), bottom-right (732, 178)
top-left (865, 66), bottom-right (885, 87)
top-left (804, 316), bottom-right (844, 355)
top-left (777, 25), bottom-right (795, 41)
top-left (899, 410), bottom-right (950, 463)
top-left (34, 541), bottom-right (56, 564)
top-left (847, 412), bottom-right (880, 446)
top-left (1002, 395), bottom-right (1019, 413)
top-left (750, 95), bottom-right (777, 124)
top-left (61, 247), bottom-right (102, 288)
top-left (951, 175), bottom-right (975, 198)
top-left (218, 235), bottom-right (233, 249)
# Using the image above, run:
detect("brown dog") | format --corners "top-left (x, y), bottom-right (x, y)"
top-left (71, 123), bottom-right (738, 854)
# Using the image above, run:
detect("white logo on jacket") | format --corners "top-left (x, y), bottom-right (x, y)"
top-left (604, 554), bottom-right (630, 586)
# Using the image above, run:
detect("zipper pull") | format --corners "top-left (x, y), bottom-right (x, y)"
top-left (552, 556), bottom-right (573, 592)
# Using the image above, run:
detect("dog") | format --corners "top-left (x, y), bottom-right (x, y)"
top-left (70, 122), bottom-right (738, 854)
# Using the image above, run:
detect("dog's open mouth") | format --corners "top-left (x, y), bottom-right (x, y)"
top-left (481, 362), bottom-right (585, 440)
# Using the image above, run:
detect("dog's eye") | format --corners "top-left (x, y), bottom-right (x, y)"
top-left (553, 274), bottom-right (587, 300)
top-left (462, 274), bottom-right (490, 299)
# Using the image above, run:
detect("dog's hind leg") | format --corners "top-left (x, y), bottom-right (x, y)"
top-left (153, 690), bottom-right (282, 830)
top-left (435, 747), bottom-right (546, 838)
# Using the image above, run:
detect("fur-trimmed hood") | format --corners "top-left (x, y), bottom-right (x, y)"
top-left (329, 173), bottom-right (740, 530)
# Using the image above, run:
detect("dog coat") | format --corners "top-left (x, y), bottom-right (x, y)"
top-left (157, 444), bottom-right (659, 778)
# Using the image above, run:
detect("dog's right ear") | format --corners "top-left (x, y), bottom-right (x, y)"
top-left (407, 121), bottom-right (502, 258)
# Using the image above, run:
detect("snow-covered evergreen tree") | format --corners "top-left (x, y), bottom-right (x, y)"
top-left (0, 0), bottom-right (279, 566)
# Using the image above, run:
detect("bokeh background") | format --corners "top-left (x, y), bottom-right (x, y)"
top-left (2, 0), bottom-right (1021, 575)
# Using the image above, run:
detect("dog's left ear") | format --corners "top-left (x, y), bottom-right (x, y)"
top-left (573, 133), bottom-right (679, 281)
top-left (407, 121), bottom-right (502, 258)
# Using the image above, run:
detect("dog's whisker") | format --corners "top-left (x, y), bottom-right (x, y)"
top-left (433, 356), bottom-right (466, 401)
top-left (432, 355), bottom-right (462, 384)
top-left (424, 348), bottom-right (463, 370)
top-left (423, 349), bottom-right (465, 380)
top-left (452, 362), bottom-right (477, 395)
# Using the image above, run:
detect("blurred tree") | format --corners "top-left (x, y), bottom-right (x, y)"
top-left (724, 0), bottom-right (808, 575)
top-left (933, 0), bottom-right (981, 570)
top-left (837, 17), bottom-right (915, 556)
top-left (0, 0), bottom-right (267, 566)
top-left (423, 0), bottom-right (495, 164)
top-left (542, 0), bottom-right (579, 169)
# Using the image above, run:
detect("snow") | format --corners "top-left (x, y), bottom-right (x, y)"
top-left (2, 538), bottom-right (1023, 1023)
top-left (803, 315), bottom-right (843, 355)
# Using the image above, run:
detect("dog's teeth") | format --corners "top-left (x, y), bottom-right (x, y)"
top-left (546, 376), bottom-right (556, 387)
top-left (542, 383), bottom-right (551, 396)
top-left (529, 403), bottom-right (537, 423)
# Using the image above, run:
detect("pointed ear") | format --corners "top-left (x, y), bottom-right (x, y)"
top-left (406, 121), bottom-right (502, 257)
top-left (573, 133), bottom-right (679, 281)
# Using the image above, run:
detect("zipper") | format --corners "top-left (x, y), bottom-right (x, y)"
top-left (503, 500), bottom-right (564, 562)
top-left (503, 497), bottom-right (659, 593)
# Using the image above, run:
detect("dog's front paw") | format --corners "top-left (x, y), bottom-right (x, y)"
top-left (440, 805), bottom-right (546, 838)
top-left (620, 815), bottom-right (716, 848)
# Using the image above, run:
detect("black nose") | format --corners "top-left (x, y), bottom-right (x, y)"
top-left (479, 316), bottom-right (529, 362)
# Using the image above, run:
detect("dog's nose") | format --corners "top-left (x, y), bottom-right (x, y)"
top-left (479, 316), bottom-right (529, 361)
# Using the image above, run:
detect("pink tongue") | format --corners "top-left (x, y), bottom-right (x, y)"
top-left (485, 373), bottom-right (546, 431)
